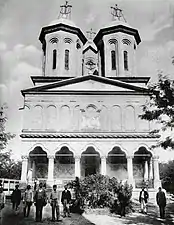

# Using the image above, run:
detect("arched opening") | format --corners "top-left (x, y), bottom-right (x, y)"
top-left (29, 147), bottom-right (48, 181)
top-left (81, 147), bottom-right (100, 177)
top-left (133, 147), bottom-right (153, 188)
top-left (52, 49), bottom-right (57, 69)
top-left (54, 147), bottom-right (75, 180)
top-left (65, 49), bottom-right (69, 70)
top-left (107, 147), bottom-right (127, 181)
top-left (111, 50), bottom-right (116, 70)
top-left (124, 50), bottom-right (128, 71)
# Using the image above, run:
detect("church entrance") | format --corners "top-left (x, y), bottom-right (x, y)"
top-left (81, 147), bottom-right (100, 177)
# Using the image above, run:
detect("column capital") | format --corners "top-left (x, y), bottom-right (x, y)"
top-left (21, 155), bottom-right (28, 160)
top-left (75, 155), bottom-right (81, 160)
top-left (101, 156), bottom-right (107, 160)
top-left (153, 155), bottom-right (159, 160)
top-left (47, 155), bottom-right (55, 159)
top-left (126, 155), bottom-right (134, 159)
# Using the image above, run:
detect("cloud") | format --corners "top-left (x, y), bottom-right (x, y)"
top-left (137, 41), bottom-right (174, 81)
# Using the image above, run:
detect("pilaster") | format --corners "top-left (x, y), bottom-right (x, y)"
top-left (21, 155), bottom-right (28, 182)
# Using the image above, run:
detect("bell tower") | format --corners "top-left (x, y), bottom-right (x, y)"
top-left (39, 1), bottom-right (87, 77)
top-left (94, 4), bottom-right (141, 78)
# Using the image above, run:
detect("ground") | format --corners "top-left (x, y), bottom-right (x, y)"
top-left (0, 199), bottom-right (174, 225)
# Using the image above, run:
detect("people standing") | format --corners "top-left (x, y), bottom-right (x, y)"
top-left (0, 187), bottom-right (6, 217)
top-left (33, 182), bottom-right (47, 222)
top-left (11, 184), bottom-right (21, 211)
top-left (23, 185), bottom-right (33, 217)
top-left (50, 185), bottom-right (61, 222)
top-left (139, 187), bottom-right (149, 214)
top-left (156, 187), bottom-right (166, 219)
top-left (61, 185), bottom-right (71, 218)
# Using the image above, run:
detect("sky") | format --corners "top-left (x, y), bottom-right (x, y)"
top-left (0, 0), bottom-right (174, 161)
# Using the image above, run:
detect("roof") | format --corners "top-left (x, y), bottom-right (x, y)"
top-left (94, 24), bottom-right (141, 46)
top-left (83, 39), bottom-right (98, 54)
top-left (48, 18), bottom-right (77, 27)
top-left (21, 75), bottom-right (149, 96)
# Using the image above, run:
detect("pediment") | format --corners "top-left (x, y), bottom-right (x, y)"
top-left (49, 79), bottom-right (134, 91)
top-left (22, 75), bottom-right (148, 95)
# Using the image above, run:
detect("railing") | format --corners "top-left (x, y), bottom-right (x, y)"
top-left (0, 178), bottom-right (20, 196)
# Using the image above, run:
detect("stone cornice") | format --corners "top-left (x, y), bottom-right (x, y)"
top-left (20, 133), bottom-right (160, 139)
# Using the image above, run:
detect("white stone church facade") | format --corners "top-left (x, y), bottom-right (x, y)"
top-left (20, 3), bottom-right (161, 195)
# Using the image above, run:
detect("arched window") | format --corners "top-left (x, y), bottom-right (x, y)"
top-left (65, 49), bottom-right (69, 70)
top-left (111, 50), bottom-right (116, 70)
top-left (52, 49), bottom-right (57, 69)
top-left (124, 51), bottom-right (128, 71)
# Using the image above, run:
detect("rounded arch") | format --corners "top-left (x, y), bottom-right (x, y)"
top-left (80, 143), bottom-right (102, 156)
top-left (54, 143), bottom-right (75, 156)
top-left (133, 144), bottom-right (154, 156)
top-left (106, 144), bottom-right (128, 156)
top-left (24, 104), bottom-right (30, 109)
top-left (122, 38), bottom-right (131, 46)
top-left (108, 38), bottom-right (118, 45)
top-left (27, 143), bottom-right (50, 156)
top-left (49, 37), bottom-right (59, 44)
top-left (64, 37), bottom-right (73, 44)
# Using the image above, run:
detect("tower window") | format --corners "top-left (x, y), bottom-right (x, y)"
top-left (65, 49), bottom-right (69, 70)
top-left (52, 49), bottom-right (57, 69)
top-left (124, 51), bottom-right (128, 71)
top-left (111, 50), bottom-right (116, 70)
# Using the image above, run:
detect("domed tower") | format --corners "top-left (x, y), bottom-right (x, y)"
top-left (39, 1), bottom-right (87, 77)
top-left (94, 4), bottom-right (141, 78)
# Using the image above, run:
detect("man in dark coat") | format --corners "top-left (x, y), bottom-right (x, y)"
top-left (156, 187), bottom-right (166, 219)
top-left (61, 185), bottom-right (71, 217)
top-left (33, 183), bottom-right (47, 222)
top-left (139, 187), bottom-right (149, 214)
top-left (11, 184), bottom-right (21, 211)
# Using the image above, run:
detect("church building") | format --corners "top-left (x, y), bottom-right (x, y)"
top-left (20, 2), bottom-right (161, 196)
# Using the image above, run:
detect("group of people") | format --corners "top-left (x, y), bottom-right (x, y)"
top-left (139, 187), bottom-right (167, 219)
top-left (0, 183), bottom-right (71, 222)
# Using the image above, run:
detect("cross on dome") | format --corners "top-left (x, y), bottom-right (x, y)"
top-left (86, 28), bottom-right (96, 40)
top-left (111, 4), bottom-right (127, 22)
top-left (59, 1), bottom-right (72, 19)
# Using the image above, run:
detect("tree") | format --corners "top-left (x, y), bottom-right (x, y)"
top-left (140, 74), bottom-right (174, 149)
top-left (0, 104), bottom-right (21, 179)
top-left (159, 160), bottom-right (174, 193)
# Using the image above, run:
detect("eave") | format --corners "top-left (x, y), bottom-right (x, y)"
top-left (94, 25), bottom-right (141, 46)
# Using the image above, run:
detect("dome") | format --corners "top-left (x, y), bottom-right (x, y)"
top-left (48, 17), bottom-right (78, 28)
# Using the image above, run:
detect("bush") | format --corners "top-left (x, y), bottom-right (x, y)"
top-left (68, 174), bottom-right (133, 216)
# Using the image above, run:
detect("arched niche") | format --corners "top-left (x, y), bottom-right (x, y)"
top-left (29, 146), bottom-right (48, 179)
top-left (133, 147), bottom-right (153, 188)
top-left (54, 147), bottom-right (75, 179)
top-left (100, 105), bottom-right (109, 131)
top-left (23, 105), bottom-right (30, 129)
top-left (110, 105), bottom-right (122, 131)
top-left (107, 147), bottom-right (127, 180)
top-left (125, 105), bottom-right (135, 131)
top-left (81, 147), bottom-right (100, 177)
top-left (60, 105), bottom-right (71, 130)
top-left (32, 105), bottom-right (43, 129)
top-left (46, 105), bottom-right (57, 130)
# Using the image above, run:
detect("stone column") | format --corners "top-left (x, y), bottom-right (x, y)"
top-left (75, 156), bottom-right (81, 178)
top-left (48, 155), bottom-right (54, 181)
top-left (21, 155), bottom-right (28, 182)
top-left (149, 158), bottom-right (153, 180)
top-left (144, 160), bottom-right (148, 181)
top-left (101, 156), bottom-right (107, 175)
top-left (127, 156), bottom-right (134, 187)
top-left (153, 156), bottom-right (161, 189)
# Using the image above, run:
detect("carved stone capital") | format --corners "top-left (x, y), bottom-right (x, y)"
top-left (101, 156), bottom-right (107, 160)
top-left (126, 155), bottom-right (134, 160)
top-left (153, 155), bottom-right (159, 160)
top-left (75, 155), bottom-right (81, 160)
top-left (47, 155), bottom-right (55, 159)
top-left (21, 155), bottom-right (28, 160)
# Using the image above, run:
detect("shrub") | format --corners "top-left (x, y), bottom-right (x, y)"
top-left (68, 174), bottom-right (133, 215)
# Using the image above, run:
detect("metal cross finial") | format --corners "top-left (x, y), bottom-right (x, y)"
top-left (111, 4), bottom-right (126, 22)
top-left (59, 1), bottom-right (72, 19)
top-left (86, 28), bottom-right (96, 40)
